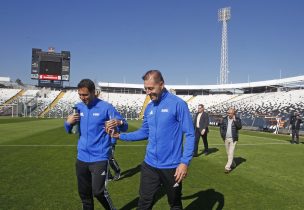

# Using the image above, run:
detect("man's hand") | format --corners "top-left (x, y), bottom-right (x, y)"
top-left (111, 132), bottom-right (120, 138)
top-left (201, 129), bottom-right (205, 135)
top-left (105, 120), bottom-right (118, 133)
top-left (105, 119), bottom-right (122, 138)
top-left (66, 114), bottom-right (79, 125)
top-left (105, 119), bottom-right (122, 133)
top-left (174, 163), bottom-right (188, 183)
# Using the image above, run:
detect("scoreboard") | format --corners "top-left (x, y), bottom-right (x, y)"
top-left (31, 48), bottom-right (70, 88)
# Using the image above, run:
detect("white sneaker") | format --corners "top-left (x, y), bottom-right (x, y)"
top-left (224, 168), bottom-right (231, 174)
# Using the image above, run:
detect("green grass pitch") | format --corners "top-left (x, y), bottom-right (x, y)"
top-left (0, 117), bottom-right (303, 210)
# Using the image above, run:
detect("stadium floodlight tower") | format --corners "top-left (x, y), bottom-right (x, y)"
top-left (218, 7), bottom-right (231, 85)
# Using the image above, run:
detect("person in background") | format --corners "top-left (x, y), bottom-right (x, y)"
top-left (108, 70), bottom-right (195, 210)
top-left (290, 112), bottom-right (302, 144)
top-left (219, 107), bottom-right (242, 174)
top-left (274, 117), bottom-right (281, 134)
top-left (193, 104), bottom-right (209, 156)
top-left (64, 79), bottom-right (128, 210)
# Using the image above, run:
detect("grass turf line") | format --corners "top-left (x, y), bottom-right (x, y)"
top-left (0, 118), bottom-right (303, 210)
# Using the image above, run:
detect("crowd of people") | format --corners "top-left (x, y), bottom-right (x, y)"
top-left (63, 71), bottom-right (302, 210)
top-left (0, 71), bottom-right (302, 209)
top-left (1, 64), bottom-right (303, 210)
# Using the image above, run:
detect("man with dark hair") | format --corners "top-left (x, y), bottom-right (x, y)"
top-left (220, 108), bottom-right (242, 173)
top-left (109, 70), bottom-right (195, 209)
top-left (64, 79), bottom-right (128, 210)
top-left (193, 104), bottom-right (209, 156)
top-left (290, 112), bottom-right (302, 144)
top-left (77, 78), bottom-right (95, 93)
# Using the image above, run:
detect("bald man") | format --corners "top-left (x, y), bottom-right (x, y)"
top-left (219, 108), bottom-right (242, 173)
top-left (109, 70), bottom-right (195, 209)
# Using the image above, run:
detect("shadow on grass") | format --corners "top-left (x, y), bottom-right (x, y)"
top-left (288, 139), bottom-right (303, 144)
top-left (120, 187), bottom-right (166, 210)
top-left (207, 147), bottom-right (219, 155)
top-left (195, 147), bottom-right (219, 157)
top-left (183, 188), bottom-right (224, 210)
top-left (284, 138), bottom-right (302, 144)
top-left (120, 197), bottom-right (139, 210)
top-left (234, 157), bottom-right (246, 168)
top-left (120, 164), bottom-right (141, 181)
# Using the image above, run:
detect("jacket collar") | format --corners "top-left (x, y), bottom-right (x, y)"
top-left (152, 88), bottom-right (168, 105)
top-left (86, 97), bottom-right (98, 108)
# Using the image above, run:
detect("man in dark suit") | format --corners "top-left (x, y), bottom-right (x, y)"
top-left (290, 112), bottom-right (303, 144)
top-left (193, 104), bottom-right (209, 156)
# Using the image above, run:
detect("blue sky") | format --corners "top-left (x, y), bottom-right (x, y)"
top-left (1, 0), bottom-right (303, 86)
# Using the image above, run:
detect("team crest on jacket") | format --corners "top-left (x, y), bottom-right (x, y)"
top-left (149, 110), bottom-right (153, 115)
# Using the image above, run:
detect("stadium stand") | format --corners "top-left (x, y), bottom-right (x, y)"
top-left (0, 88), bottom-right (21, 105)
top-left (1, 75), bottom-right (304, 133)
top-left (100, 92), bottom-right (146, 120)
top-left (47, 90), bottom-right (81, 118)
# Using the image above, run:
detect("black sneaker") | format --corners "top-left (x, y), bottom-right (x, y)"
top-left (108, 174), bottom-right (114, 181)
top-left (113, 172), bottom-right (121, 181)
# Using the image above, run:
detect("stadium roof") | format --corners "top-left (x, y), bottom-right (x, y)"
top-left (0, 77), bottom-right (11, 82)
top-left (98, 75), bottom-right (304, 91)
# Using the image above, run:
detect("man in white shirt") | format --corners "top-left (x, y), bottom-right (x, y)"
top-left (219, 108), bottom-right (242, 173)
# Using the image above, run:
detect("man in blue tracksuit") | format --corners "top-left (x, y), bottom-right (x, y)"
top-left (64, 79), bottom-right (128, 210)
top-left (110, 70), bottom-right (195, 209)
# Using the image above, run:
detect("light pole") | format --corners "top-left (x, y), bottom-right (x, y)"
top-left (218, 7), bottom-right (231, 85)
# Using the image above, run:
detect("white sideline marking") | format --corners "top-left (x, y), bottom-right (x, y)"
top-left (241, 134), bottom-right (287, 142)
top-left (0, 144), bottom-right (146, 147)
top-left (0, 145), bottom-right (77, 147)
top-left (0, 142), bottom-right (294, 147)
top-left (211, 142), bottom-right (291, 146)
top-left (200, 142), bottom-right (291, 146)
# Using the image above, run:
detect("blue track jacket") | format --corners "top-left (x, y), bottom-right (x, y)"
top-left (64, 98), bottom-right (128, 162)
top-left (119, 89), bottom-right (195, 169)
